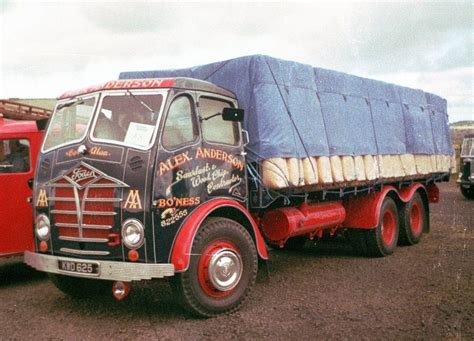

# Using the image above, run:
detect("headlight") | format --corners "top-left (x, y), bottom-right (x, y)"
top-left (35, 214), bottom-right (50, 241)
top-left (122, 219), bottom-right (144, 249)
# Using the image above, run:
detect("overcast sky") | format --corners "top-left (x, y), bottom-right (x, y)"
top-left (0, 0), bottom-right (472, 122)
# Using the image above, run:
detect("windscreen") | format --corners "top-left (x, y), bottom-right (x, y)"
top-left (43, 96), bottom-right (97, 151)
top-left (461, 138), bottom-right (474, 157)
top-left (92, 93), bottom-right (163, 148)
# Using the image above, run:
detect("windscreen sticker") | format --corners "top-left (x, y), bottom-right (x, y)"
top-left (124, 122), bottom-right (155, 147)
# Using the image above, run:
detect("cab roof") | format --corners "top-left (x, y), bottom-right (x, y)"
top-left (58, 77), bottom-right (236, 100)
top-left (0, 117), bottom-right (41, 134)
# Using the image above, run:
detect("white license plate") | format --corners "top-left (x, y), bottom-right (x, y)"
top-left (58, 260), bottom-right (99, 275)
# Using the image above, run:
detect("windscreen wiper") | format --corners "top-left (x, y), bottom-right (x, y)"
top-left (126, 90), bottom-right (157, 120)
top-left (57, 98), bottom-right (84, 110)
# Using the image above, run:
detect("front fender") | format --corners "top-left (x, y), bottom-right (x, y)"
top-left (170, 198), bottom-right (268, 272)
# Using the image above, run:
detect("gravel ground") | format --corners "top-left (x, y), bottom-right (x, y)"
top-left (1, 180), bottom-right (472, 340)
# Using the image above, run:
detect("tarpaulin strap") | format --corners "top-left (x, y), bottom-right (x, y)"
top-left (397, 91), bottom-right (410, 155)
top-left (315, 91), bottom-right (332, 156)
top-left (264, 57), bottom-right (315, 179)
top-left (365, 97), bottom-right (382, 179)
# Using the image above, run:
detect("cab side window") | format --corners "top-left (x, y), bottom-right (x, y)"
top-left (0, 139), bottom-right (30, 173)
top-left (199, 97), bottom-right (239, 146)
top-left (162, 95), bottom-right (197, 150)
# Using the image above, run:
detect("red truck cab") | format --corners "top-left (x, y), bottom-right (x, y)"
top-left (0, 101), bottom-right (49, 264)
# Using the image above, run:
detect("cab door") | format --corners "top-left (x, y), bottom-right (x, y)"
top-left (196, 94), bottom-right (247, 202)
top-left (0, 136), bottom-right (35, 256)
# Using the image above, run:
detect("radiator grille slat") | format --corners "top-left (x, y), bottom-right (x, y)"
top-left (51, 178), bottom-right (122, 256)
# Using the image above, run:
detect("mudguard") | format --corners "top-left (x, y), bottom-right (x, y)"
top-left (343, 184), bottom-right (428, 229)
top-left (170, 198), bottom-right (268, 272)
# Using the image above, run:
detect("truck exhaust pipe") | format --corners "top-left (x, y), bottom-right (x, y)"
top-left (261, 202), bottom-right (346, 247)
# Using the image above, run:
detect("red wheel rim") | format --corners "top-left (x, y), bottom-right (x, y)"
top-left (198, 241), bottom-right (242, 299)
top-left (381, 209), bottom-right (396, 246)
top-left (410, 201), bottom-right (422, 236)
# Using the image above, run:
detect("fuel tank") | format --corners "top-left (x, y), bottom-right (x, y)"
top-left (261, 202), bottom-right (346, 245)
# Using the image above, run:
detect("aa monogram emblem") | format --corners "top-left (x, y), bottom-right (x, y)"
top-left (123, 189), bottom-right (142, 210)
top-left (36, 189), bottom-right (48, 207)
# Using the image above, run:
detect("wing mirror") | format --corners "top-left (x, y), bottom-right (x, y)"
top-left (222, 108), bottom-right (244, 122)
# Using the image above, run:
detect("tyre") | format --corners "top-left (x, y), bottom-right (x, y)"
top-left (460, 185), bottom-right (474, 200)
top-left (348, 196), bottom-right (399, 257)
top-left (170, 217), bottom-right (258, 317)
top-left (48, 274), bottom-right (112, 298)
top-left (399, 192), bottom-right (427, 245)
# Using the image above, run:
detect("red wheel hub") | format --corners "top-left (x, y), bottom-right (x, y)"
top-left (381, 209), bottom-right (396, 246)
top-left (198, 241), bottom-right (242, 299)
top-left (410, 201), bottom-right (422, 235)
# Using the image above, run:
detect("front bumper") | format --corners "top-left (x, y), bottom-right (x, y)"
top-left (24, 251), bottom-right (175, 282)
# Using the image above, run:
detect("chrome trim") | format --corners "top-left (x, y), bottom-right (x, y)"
top-left (49, 197), bottom-right (121, 203)
top-left (24, 251), bottom-right (175, 281)
top-left (73, 186), bottom-right (83, 238)
top-left (48, 197), bottom-right (76, 202)
top-left (59, 248), bottom-right (110, 256)
top-left (44, 183), bottom-right (128, 189)
top-left (83, 211), bottom-right (117, 216)
top-left (86, 184), bottom-right (128, 188)
top-left (84, 198), bottom-right (122, 203)
top-left (56, 223), bottom-right (112, 230)
top-left (59, 236), bottom-right (109, 243)
top-left (208, 249), bottom-right (243, 291)
top-left (51, 210), bottom-right (116, 216)
top-left (50, 210), bottom-right (77, 215)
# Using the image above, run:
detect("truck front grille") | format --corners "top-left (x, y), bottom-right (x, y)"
top-left (45, 162), bottom-right (128, 257)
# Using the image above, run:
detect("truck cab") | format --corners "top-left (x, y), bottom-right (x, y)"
top-left (0, 114), bottom-right (46, 264)
top-left (457, 134), bottom-right (474, 199)
top-left (25, 78), bottom-right (267, 316)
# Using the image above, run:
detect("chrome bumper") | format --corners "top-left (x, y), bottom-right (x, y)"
top-left (24, 251), bottom-right (175, 282)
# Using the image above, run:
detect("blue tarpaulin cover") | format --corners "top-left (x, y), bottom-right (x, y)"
top-left (119, 55), bottom-right (453, 161)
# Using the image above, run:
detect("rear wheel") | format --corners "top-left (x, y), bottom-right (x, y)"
top-left (399, 192), bottom-right (426, 245)
top-left (48, 274), bottom-right (111, 298)
top-left (349, 197), bottom-right (399, 257)
top-left (171, 218), bottom-right (258, 317)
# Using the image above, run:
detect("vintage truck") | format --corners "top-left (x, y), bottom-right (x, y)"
top-left (458, 133), bottom-right (474, 199)
top-left (0, 100), bottom-right (49, 265)
top-left (24, 56), bottom-right (454, 316)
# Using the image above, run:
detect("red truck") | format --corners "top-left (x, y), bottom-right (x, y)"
top-left (0, 100), bottom-right (49, 265)
top-left (24, 56), bottom-right (454, 316)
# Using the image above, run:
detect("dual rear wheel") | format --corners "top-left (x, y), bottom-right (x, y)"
top-left (349, 192), bottom-right (427, 257)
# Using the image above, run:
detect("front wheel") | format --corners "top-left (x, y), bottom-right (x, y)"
top-left (170, 218), bottom-right (258, 317)
top-left (460, 185), bottom-right (474, 200)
